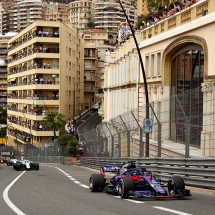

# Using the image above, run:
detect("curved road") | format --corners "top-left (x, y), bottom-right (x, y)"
top-left (0, 163), bottom-right (214, 215)
top-left (76, 110), bottom-right (102, 135)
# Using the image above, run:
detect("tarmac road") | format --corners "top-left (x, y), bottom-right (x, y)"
top-left (0, 163), bottom-right (215, 215)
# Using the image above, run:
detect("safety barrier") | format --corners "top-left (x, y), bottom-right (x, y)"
top-left (80, 157), bottom-right (215, 189)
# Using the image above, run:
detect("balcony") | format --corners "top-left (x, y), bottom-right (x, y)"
top-left (84, 54), bottom-right (98, 59)
top-left (84, 86), bottom-right (96, 92)
top-left (84, 66), bottom-right (98, 70)
top-left (8, 33), bottom-right (60, 52)
top-left (8, 64), bottom-right (59, 76)
top-left (8, 121), bottom-right (58, 137)
top-left (8, 81), bottom-right (60, 91)
top-left (8, 96), bottom-right (59, 106)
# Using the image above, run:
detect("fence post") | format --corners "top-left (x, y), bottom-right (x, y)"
top-left (139, 128), bottom-right (143, 157)
top-left (127, 130), bottom-right (130, 157)
top-left (185, 118), bottom-right (190, 158)
top-left (111, 135), bottom-right (114, 157)
top-left (158, 123), bottom-right (162, 157)
top-left (118, 133), bottom-right (121, 157)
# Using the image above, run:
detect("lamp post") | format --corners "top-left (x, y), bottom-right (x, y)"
top-left (117, 0), bottom-right (150, 157)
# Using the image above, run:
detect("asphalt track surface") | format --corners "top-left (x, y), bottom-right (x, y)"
top-left (75, 110), bottom-right (102, 135)
top-left (0, 163), bottom-right (215, 215)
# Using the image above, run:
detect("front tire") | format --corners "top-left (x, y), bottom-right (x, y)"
top-left (89, 174), bottom-right (105, 192)
top-left (118, 177), bottom-right (134, 199)
top-left (168, 176), bottom-right (185, 195)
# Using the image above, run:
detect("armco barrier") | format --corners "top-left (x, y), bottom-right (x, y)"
top-left (80, 157), bottom-right (215, 189)
top-left (27, 156), bottom-right (71, 165)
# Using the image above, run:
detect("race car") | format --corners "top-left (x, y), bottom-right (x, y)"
top-left (89, 161), bottom-right (191, 199)
top-left (13, 159), bottom-right (39, 171)
top-left (7, 159), bottom-right (18, 166)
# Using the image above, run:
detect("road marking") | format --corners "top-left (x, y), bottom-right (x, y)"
top-left (114, 196), bottom-right (144, 203)
top-left (153, 206), bottom-right (192, 215)
top-left (70, 178), bottom-right (76, 181)
top-left (125, 199), bottom-right (144, 204)
top-left (74, 181), bottom-right (81, 184)
top-left (80, 184), bottom-right (89, 188)
top-left (3, 171), bottom-right (26, 215)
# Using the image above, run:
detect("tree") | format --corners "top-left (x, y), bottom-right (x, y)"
top-left (87, 21), bottom-right (95, 29)
top-left (57, 130), bottom-right (78, 156)
top-left (135, 18), bottom-right (145, 29)
top-left (42, 111), bottom-right (66, 141)
top-left (146, 0), bottom-right (170, 13)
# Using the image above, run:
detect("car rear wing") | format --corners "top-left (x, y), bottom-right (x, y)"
top-left (100, 166), bottom-right (122, 173)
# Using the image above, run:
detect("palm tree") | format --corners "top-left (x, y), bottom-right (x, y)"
top-left (42, 111), bottom-right (66, 142)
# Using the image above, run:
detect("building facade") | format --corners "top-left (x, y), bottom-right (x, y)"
top-left (7, 21), bottom-right (84, 149)
top-left (68, 0), bottom-right (93, 30)
top-left (103, 0), bottom-right (215, 157)
top-left (0, 36), bottom-right (8, 108)
top-left (82, 29), bottom-right (112, 109)
top-left (42, 1), bottom-right (68, 23)
top-left (94, 0), bottom-right (137, 44)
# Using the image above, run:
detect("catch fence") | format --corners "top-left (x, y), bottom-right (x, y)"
top-left (80, 85), bottom-right (215, 158)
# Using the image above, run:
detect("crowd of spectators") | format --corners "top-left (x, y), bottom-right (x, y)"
top-left (8, 116), bottom-right (47, 131)
top-left (7, 92), bottom-right (59, 100)
top-left (117, 0), bottom-right (202, 48)
top-left (139, 0), bottom-right (202, 30)
top-left (8, 129), bottom-right (31, 142)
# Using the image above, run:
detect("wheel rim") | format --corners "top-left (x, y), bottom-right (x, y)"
top-left (89, 178), bottom-right (93, 190)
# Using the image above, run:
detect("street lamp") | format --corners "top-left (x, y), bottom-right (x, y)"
top-left (117, 0), bottom-right (150, 157)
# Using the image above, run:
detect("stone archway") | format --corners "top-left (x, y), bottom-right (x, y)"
top-left (162, 35), bottom-right (208, 88)
top-left (162, 36), bottom-right (208, 148)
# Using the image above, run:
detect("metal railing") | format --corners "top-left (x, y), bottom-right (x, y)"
top-left (80, 157), bottom-right (215, 189)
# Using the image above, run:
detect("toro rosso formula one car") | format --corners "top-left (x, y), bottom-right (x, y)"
top-left (13, 160), bottom-right (39, 171)
top-left (89, 162), bottom-right (191, 199)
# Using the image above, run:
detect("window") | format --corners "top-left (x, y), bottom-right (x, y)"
top-left (157, 52), bottom-right (161, 76)
top-left (151, 54), bottom-right (154, 76)
top-left (69, 76), bottom-right (71, 84)
top-left (145, 55), bottom-right (149, 77)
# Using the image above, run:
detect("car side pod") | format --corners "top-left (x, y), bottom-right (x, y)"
top-left (89, 174), bottom-right (105, 192)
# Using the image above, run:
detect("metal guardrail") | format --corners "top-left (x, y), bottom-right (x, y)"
top-left (25, 156), bottom-right (70, 165)
top-left (80, 157), bottom-right (215, 189)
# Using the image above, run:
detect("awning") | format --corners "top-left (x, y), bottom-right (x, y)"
top-left (9, 78), bottom-right (16, 82)
top-left (32, 27), bottom-right (37, 32)
top-left (23, 104), bottom-right (27, 108)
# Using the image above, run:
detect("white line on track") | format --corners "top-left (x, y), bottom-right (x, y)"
top-left (80, 184), bottom-right (89, 188)
top-left (153, 206), bottom-right (192, 215)
top-left (114, 196), bottom-right (144, 203)
top-left (3, 171), bottom-right (26, 215)
top-left (125, 199), bottom-right (144, 204)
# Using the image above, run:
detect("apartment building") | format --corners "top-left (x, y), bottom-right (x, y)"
top-left (7, 21), bottom-right (84, 149)
top-left (68, 0), bottom-right (93, 30)
top-left (82, 29), bottom-right (111, 109)
top-left (42, 1), bottom-right (68, 23)
top-left (94, 0), bottom-right (137, 44)
top-left (0, 36), bottom-right (8, 108)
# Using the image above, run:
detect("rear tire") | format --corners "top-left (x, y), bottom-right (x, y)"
top-left (35, 163), bottom-right (39, 170)
top-left (168, 176), bottom-right (185, 195)
top-left (118, 177), bottom-right (134, 199)
top-left (89, 174), bottom-right (105, 192)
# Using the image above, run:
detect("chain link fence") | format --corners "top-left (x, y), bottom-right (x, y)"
top-left (80, 85), bottom-right (215, 158)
